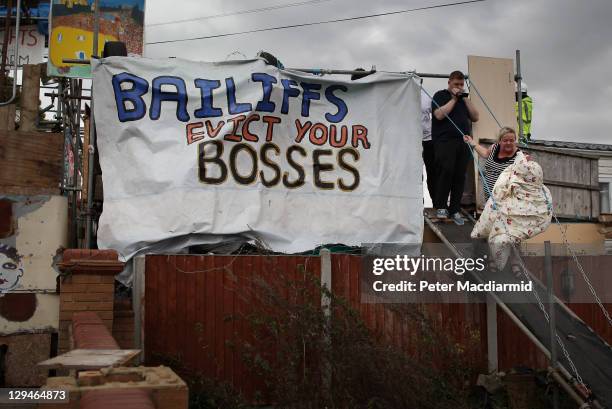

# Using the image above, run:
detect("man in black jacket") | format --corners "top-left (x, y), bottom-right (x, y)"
top-left (431, 70), bottom-right (479, 225)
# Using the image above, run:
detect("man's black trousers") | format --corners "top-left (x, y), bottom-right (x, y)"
top-left (422, 140), bottom-right (436, 202)
top-left (432, 138), bottom-right (471, 214)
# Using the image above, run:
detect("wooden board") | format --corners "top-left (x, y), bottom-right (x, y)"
top-left (524, 146), bottom-right (599, 219)
top-left (37, 349), bottom-right (141, 370)
top-left (0, 130), bottom-right (63, 195)
top-left (0, 104), bottom-right (16, 131)
top-left (476, 141), bottom-right (600, 220)
top-left (599, 214), bottom-right (612, 223)
top-left (20, 64), bottom-right (41, 132)
top-left (467, 56), bottom-right (516, 209)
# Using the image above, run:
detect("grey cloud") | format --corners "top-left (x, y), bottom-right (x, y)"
top-left (143, 0), bottom-right (612, 144)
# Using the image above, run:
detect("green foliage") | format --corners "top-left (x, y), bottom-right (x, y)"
top-left (188, 377), bottom-right (249, 409)
top-left (241, 268), bottom-right (484, 408)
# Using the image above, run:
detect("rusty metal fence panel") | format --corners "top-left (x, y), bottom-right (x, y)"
top-left (144, 254), bottom-right (321, 400)
top-left (144, 253), bottom-right (612, 398)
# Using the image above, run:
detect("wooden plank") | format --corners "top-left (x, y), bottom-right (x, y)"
top-left (20, 64), bottom-right (41, 132)
top-left (204, 255), bottom-right (215, 378)
top-left (214, 256), bottom-right (225, 380)
top-left (232, 256), bottom-right (245, 397)
top-left (0, 130), bottom-right (63, 195)
top-left (167, 255), bottom-right (178, 358)
top-left (468, 56), bottom-right (515, 209)
top-left (184, 255), bottom-right (197, 375)
top-left (592, 159), bottom-right (600, 219)
top-left (600, 157), bottom-right (612, 179)
top-left (0, 104), bottom-right (16, 131)
top-left (37, 349), bottom-right (141, 370)
top-left (543, 179), bottom-right (599, 191)
top-left (599, 214), bottom-right (612, 223)
top-left (7, 104), bottom-right (15, 130)
top-left (0, 105), bottom-right (7, 130)
top-left (175, 255), bottom-right (187, 369)
top-left (223, 255), bottom-right (234, 385)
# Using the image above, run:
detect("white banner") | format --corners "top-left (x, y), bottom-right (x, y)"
top-left (93, 57), bottom-right (423, 263)
top-left (0, 25), bottom-right (44, 66)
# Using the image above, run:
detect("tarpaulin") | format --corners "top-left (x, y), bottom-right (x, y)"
top-left (92, 57), bottom-right (423, 278)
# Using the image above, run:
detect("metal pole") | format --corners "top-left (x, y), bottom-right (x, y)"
top-left (70, 79), bottom-right (81, 248)
top-left (515, 50), bottom-right (525, 143)
top-left (486, 294), bottom-right (498, 372)
top-left (92, 0), bottom-right (100, 58)
top-left (86, 0), bottom-right (100, 248)
top-left (66, 90), bottom-right (77, 247)
top-left (549, 369), bottom-right (591, 408)
top-left (0, 0), bottom-right (20, 106)
top-left (423, 217), bottom-right (589, 403)
top-left (545, 241), bottom-right (559, 409)
top-left (285, 68), bottom-right (464, 79)
top-left (320, 249), bottom-right (332, 399)
top-left (0, 0), bottom-right (13, 82)
top-left (58, 81), bottom-right (68, 193)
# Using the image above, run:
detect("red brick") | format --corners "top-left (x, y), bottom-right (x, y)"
top-left (94, 311), bottom-right (113, 320)
top-left (62, 249), bottom-right (119, 262)
top-left (85, 283), bottom-right (114, 293)
top-left (70, 275), bottom-right (103, 284)
top-left (60, 283), bottom-right (89, 293)
top-left (73, 292), bottom-right (114, 302)
top-left (84, 301), bottom-right (114, 311)
top-left (72, 312), bottom-right (119, 350)
top-left (59, 311), bottom-right (77, 321)
top-left (80, 389), bottom-right (155, 409)
top-left (99, 275), bottom-right (116, 284)
top-left (60, 302), bottom-right (90, 312)
top-left (66, 274), bottom-right (116, 284)
top-left (102, 319), bottom-right (113, 331)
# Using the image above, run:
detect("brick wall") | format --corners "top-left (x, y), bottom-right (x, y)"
top-left (41, 366), bottom-right (188, 409)
top-left (113, 298), bottom-right (135, 349)
top-left (57, 250), bottom-right (124, 354)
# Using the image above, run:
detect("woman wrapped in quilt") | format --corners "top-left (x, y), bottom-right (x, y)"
top-left (470, 150), bottom-right (552, 275)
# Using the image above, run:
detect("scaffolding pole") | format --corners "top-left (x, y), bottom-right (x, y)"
top-left (545, 241), bottom-right (560, 409)
top-left (516, 49), bottom-right (524, 143)
top-left (85, 0), bottom-right (100, 248)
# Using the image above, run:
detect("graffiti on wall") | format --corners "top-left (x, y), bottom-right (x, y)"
top-left (0, 244), bottom-right (24, 293)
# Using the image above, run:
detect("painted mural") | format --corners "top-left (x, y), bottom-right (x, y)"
top-left (0, 244), bottom-right (23, 293)
top-left (48, 0), bottom-right (145, 78)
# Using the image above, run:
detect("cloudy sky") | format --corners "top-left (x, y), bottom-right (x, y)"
top-left (141, 0), bottom-right (611, 145)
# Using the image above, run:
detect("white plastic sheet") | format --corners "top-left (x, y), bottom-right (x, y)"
top-left (93, 57), bottom-right (423, 264)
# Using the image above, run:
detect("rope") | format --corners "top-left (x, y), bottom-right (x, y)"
top-left (419, 85), bottom-right (497, 208)
top-left (552, 213), bottom-right (612, 327)
top-left (467, 76), bottom-right (611, 329)
top-left (415, 77), bottom-right (588, 388)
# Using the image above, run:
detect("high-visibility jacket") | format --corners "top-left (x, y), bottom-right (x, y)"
top-left (515, 95), bottom-right (533, 139)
